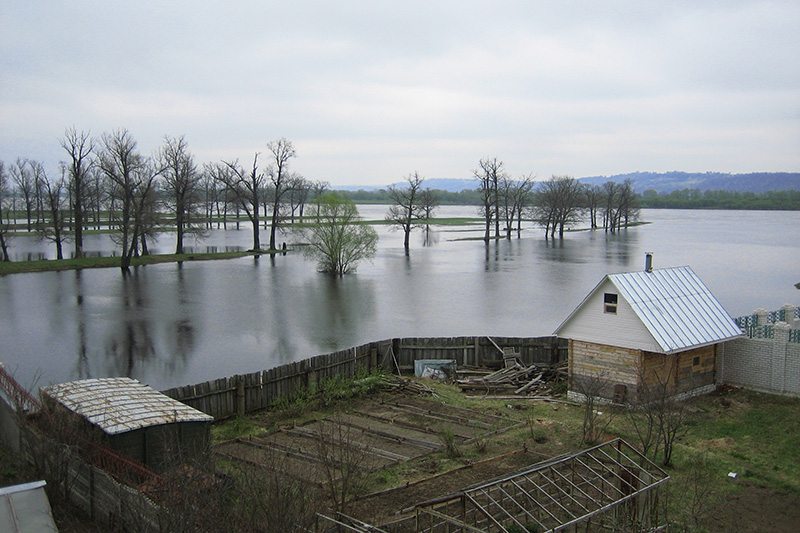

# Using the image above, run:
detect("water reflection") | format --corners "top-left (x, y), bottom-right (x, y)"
top-left (103, 268), bottom-right (156, 378)
top-left (74, 270), bottom-right (89, 379)
top-left (305, 275), bottom-right (377, 352)
top-left (163, 263), bottom-right (195, 369)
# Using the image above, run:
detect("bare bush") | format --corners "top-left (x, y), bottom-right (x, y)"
top-left (625, 363), bottom-right (693, 466)
top-left (572, 371), bottom-right (616, 445)
top-left (315, 415), bottom-right (376, 513)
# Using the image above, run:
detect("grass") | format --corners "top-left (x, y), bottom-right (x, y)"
top-left (675, 389), bottom-right (800, 494)
top-left (0, 250), bottom-right (268, 275)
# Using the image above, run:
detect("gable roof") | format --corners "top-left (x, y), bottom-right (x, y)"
top-left (555, 266), bottom-right (743, 354)
top-left (42, 377), bottom-right (213, 435)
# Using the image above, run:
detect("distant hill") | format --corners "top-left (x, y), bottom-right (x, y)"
top-left (576, 172), bottom-right (800, 194)
top-left (338, 178), bottom-right (476, 193)
top-left (338, 172), bottom-right (800, 194)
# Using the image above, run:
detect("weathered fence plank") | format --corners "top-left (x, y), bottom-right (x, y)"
top-left (162, 336), bottom-right (566, 420)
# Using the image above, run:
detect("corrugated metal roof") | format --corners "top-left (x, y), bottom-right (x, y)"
top-left (608, 266), bottom-right (742, 353)
top-left (42, 377), bottom-right (212, 435)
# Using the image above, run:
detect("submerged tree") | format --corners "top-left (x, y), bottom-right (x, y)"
top-left (35, 161), bottom-right (70, 259)
top-left (9, 158), bottom-right (37, 231)
top-left (386, 171), bottom-right (425, 254)
top-left (213, 155), bottom-right (265, 250)
top-left (473, 157), bottom-right (506, 242)
top-left (500, 173), bottom-right (535, 238)
top-left (158, 135), bottom-right (202, 253)
top-left (60, 127), bottom-right (94, 258)
top-left (303, 192), bottom-right (378, 275)
top-left (98, 129), bottom-right (158, 272)
top-left (266, 138), bottom-right (297, 251)
top-left (0, 160), bottom-right (12, 261)
top-left (533, 175), bottom-right (584, 238)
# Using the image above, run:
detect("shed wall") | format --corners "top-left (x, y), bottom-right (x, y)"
top-left (569, 340), bottom-right (640, 399)
top-left (641, 345), bottom-right (716, 396)
top-left (108, 421), bottom-right (210, 470)
top-left (571, 341), bottom-right (717, 401)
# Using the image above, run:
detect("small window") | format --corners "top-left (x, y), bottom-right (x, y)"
top-left (693, 356), bottom-right (700, 367)
top-left (604, 293), bottom-right (618, 314)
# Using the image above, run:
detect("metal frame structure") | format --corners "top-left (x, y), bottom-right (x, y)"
top-left (414, 438), bottom-right (669, 532)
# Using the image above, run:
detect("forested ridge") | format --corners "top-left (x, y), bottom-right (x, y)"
top-left (341, 186), bottom-right (800, 210)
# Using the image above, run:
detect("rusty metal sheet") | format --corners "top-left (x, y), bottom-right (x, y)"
top-left (42, 377), bottom-right (212, 435)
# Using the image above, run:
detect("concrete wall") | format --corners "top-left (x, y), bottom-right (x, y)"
top-left (721, 321), bottom-right (800, 397)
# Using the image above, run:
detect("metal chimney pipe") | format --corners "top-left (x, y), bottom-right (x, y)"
top-left (645, 252), bottom-right (653, 273)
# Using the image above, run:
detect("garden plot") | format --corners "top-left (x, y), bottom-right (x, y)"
top-left (212, 394), bottom-right (516, 485)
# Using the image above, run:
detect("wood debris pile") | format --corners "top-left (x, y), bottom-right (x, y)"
top-left (457, 360), bottom-right (567, 397)
top-left (378, 374), bottom-right (437, 396)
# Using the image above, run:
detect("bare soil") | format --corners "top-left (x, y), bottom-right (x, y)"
top-left (703, 481), bottom-right (800, 533)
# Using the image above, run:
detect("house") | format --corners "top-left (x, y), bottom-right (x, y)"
top-left (554, 254), bottom-right (743, 402)
top-left (41, 377), bottom-right (213, 470)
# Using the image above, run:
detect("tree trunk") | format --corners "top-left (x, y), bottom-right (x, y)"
top-left (0, 233), bottom-right (10, 262)
top-left (175, 209), bottom-right (184, 254)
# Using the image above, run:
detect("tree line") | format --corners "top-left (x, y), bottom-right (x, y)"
top-left (639, 188), bottom-right (800, 210)
top-left (0, 128), bottom-right (330, 269)
top-left (346, 183), bottom-right (800, 212)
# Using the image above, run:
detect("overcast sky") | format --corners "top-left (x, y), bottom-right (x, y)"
top-left (2, 1), bottom-right (799, 187)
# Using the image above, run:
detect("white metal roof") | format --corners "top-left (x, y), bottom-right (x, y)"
top-left (556, 266), bottom-right (743, 354)
top-left (609, 266), bottom-right (743, 353)
top-left (42, 377), bottom-right (212, 435)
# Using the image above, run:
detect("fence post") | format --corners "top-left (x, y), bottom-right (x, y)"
top-left (781, 304), bottom-right (798, 328)
top-left (236, 376), bottom-right (245, 418)
top-left (771, 323), bottom-right (790, 394)
top-left (755, 308), bottom-right (768, 326)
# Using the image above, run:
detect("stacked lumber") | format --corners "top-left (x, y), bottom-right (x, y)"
top-left (457, 363), bottom-right (539, 394)
top-left (457, 361), bottom-right (568, 397)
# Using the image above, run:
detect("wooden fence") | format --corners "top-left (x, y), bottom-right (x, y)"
top-left (162, 336), bottom-right (566, 420)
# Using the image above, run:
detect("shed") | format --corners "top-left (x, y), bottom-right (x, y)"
top-left (0, 481), bottom-right (58, 532)
top-left (554, 258), bottom-right (742, 402)
top-left (41, 377), bottom-right (213, 470)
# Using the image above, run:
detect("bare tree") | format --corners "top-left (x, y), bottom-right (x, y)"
top-left (617, 178), bottom-right (640, 229)
top-left (33, 161), bottom-right (70, 259)
top-left (315, 415), bottom-right (376, 513)
top-left (98, 129), bottom-right (158, 272)
top-left (266, 138), bottom-right (297, 251)
top-left (417, 187), bottom-right (440, 220)
top-left (533, 175), bottom-right (584, 239)
top-left (9, 158), bottom-right (37, 231)
top-left (386, 171), bottom-right (425, 254)
top-left (214, 155), bottom-right (265, 250)
top-left (285, 174), bottom-right (313, 222)
top-left (0, 161), bottom-right (11, 261)
top-left (626, 361), bottom-right (693, 466)
top-left (601, 180), bottom-right (620, 232)
top-left (500, 174), bottom-right (535, 238)
top-left (473, 157), bottom-right (506, 242)
top-left (60, 127), bottom-right (94, 258)
top-left (583, 183), bottom-right (602, 229)
top-left (310, 180), bottom-right (330, 220)
top-left (158, 135), bottom-right (202, 253)
top-left (572, 371), bottom-right (616, 445)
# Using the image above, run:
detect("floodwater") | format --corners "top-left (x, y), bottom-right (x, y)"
top-left (0, 207), bottom-right (798, 391)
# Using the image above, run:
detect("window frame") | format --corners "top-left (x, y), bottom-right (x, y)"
top-left (603, 292), bottom-right (618, 315)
